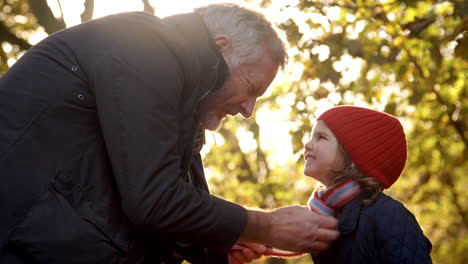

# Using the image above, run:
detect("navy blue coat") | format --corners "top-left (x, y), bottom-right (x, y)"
top-left (0, 12), bottom-right (245, 264)
top-left (312, 193), bottom-right (432, 264)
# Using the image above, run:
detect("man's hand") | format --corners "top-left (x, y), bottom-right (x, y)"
top-left (267, 205), bottom-right (339, 252)
top-left (228, 243), bottom-right (267, 264)
top-left (240, 205), bottom-right (339, 253)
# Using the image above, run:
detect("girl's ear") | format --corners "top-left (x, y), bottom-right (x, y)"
top-left (214, 35), bottom-right (232, 56)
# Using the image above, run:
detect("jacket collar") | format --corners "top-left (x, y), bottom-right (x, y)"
top-left (163, 13), bottom-right (229, 104)
top-left (339, 192), bottom-right (388, 234)
top-left (338, 195), bottom-right (363, 234)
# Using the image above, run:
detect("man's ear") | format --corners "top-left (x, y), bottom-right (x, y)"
top-left (214, 35), bottom-right (232, 56)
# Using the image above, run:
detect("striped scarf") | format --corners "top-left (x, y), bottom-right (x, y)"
top-left (308, 179), bottom-right (361, 216)
top-left (231, 180), bottom-right (361, 259)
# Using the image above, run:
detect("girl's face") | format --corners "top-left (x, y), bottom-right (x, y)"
top-left (303, 120), bottom-right (346, 187)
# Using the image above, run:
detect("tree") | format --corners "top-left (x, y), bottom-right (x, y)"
top-left (206, 0), bottom-right (467, 263)
top-left (1, 1), bottom-right (466, 263)
top-left (0, 0), bottom-right (155, 73)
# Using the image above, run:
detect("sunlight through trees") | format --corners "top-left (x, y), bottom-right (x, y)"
top-left (0, 1), bottom-right (466, 263)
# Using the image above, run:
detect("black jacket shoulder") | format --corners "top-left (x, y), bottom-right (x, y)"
top-left (0, 11), bottom-right (243, 264)
top-left (312, 193), bottom-right (432, 264)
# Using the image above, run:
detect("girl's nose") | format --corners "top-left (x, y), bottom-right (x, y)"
top-left (305, 139), bottom-right (314, 150)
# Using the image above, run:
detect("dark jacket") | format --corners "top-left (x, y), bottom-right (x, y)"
top-left (312, 193), bottom-right (432, 264)
top-left (0, 11), bottom-right (247, 264)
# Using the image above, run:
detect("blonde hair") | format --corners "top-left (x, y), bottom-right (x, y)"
top-left (332, 143), bottom-right (383, 205)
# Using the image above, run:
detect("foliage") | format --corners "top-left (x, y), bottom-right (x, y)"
top-left (1, 0), bottom-right (33, 72)
top-left (208, 0), bottom-right (467, 263)
top-left (1, 0), bottom-right (466, 263)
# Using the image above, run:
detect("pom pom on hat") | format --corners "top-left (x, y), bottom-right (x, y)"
top-left (318, 106), bottom-right (407, 189)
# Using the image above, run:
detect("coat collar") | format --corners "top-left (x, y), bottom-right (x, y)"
top-left (163, 12), bottom-right (229, 104)
top-left (338, 192), bottom-right (387, 234)
top-left (338, 197), bottom-right (361, 234)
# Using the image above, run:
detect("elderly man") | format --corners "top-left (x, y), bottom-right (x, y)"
top-left (0, 4), bottom-right (338, 264)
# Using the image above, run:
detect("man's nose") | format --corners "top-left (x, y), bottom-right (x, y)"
top-left (240, 98), bottom-right (256, 118)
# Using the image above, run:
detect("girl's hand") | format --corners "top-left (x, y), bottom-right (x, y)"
top-left (229, 243), bottom-right (267, 264)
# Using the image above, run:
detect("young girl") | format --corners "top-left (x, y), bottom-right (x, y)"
top-left (304, 105), bottom-right (432, 263)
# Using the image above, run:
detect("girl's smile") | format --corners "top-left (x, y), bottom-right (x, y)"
top-left (304, 120), bottom-right (346, 187)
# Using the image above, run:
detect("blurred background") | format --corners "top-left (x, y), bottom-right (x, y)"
top-left (0, 0), bottom-right (466, 263)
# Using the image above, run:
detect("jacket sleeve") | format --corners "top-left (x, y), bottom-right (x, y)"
top-left (375, 200), bottom-right (432, 264)
top-left (90, 44), bottom-right (247, 252)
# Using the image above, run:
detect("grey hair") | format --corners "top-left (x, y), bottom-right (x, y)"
top-left (194, 3), bottom-right (288, 69)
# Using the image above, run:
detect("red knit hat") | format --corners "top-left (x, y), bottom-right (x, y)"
top-left (318, 106), bottom-right (407, 189)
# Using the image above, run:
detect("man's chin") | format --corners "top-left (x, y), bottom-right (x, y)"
top-left (200, 117), bottom-right (223, 131)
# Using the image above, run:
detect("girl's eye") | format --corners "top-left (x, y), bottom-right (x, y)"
top-left (313, 134), bottom-right (325, 141)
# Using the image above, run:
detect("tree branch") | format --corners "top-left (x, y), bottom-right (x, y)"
top-left (0, 22), bottom-right (32, 50)
top-left (219, 127), bottom-right (255, 182)
top-left (28, 0), bottom-right (66, 34)
top-left (81, 0), bottom-right (94, 22)
top-left (406, 47), bottom-right (467, 146)
top-left (408, 47), bottom-right (468, 226)
top-left (251, 121), bottom-right (271, 179)
top-left (141, 0), bottom-right (155, 14)
top-left (443, 17), bottom-right (467, 42)
top-left (445, 172), bottom-right (468, 227)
